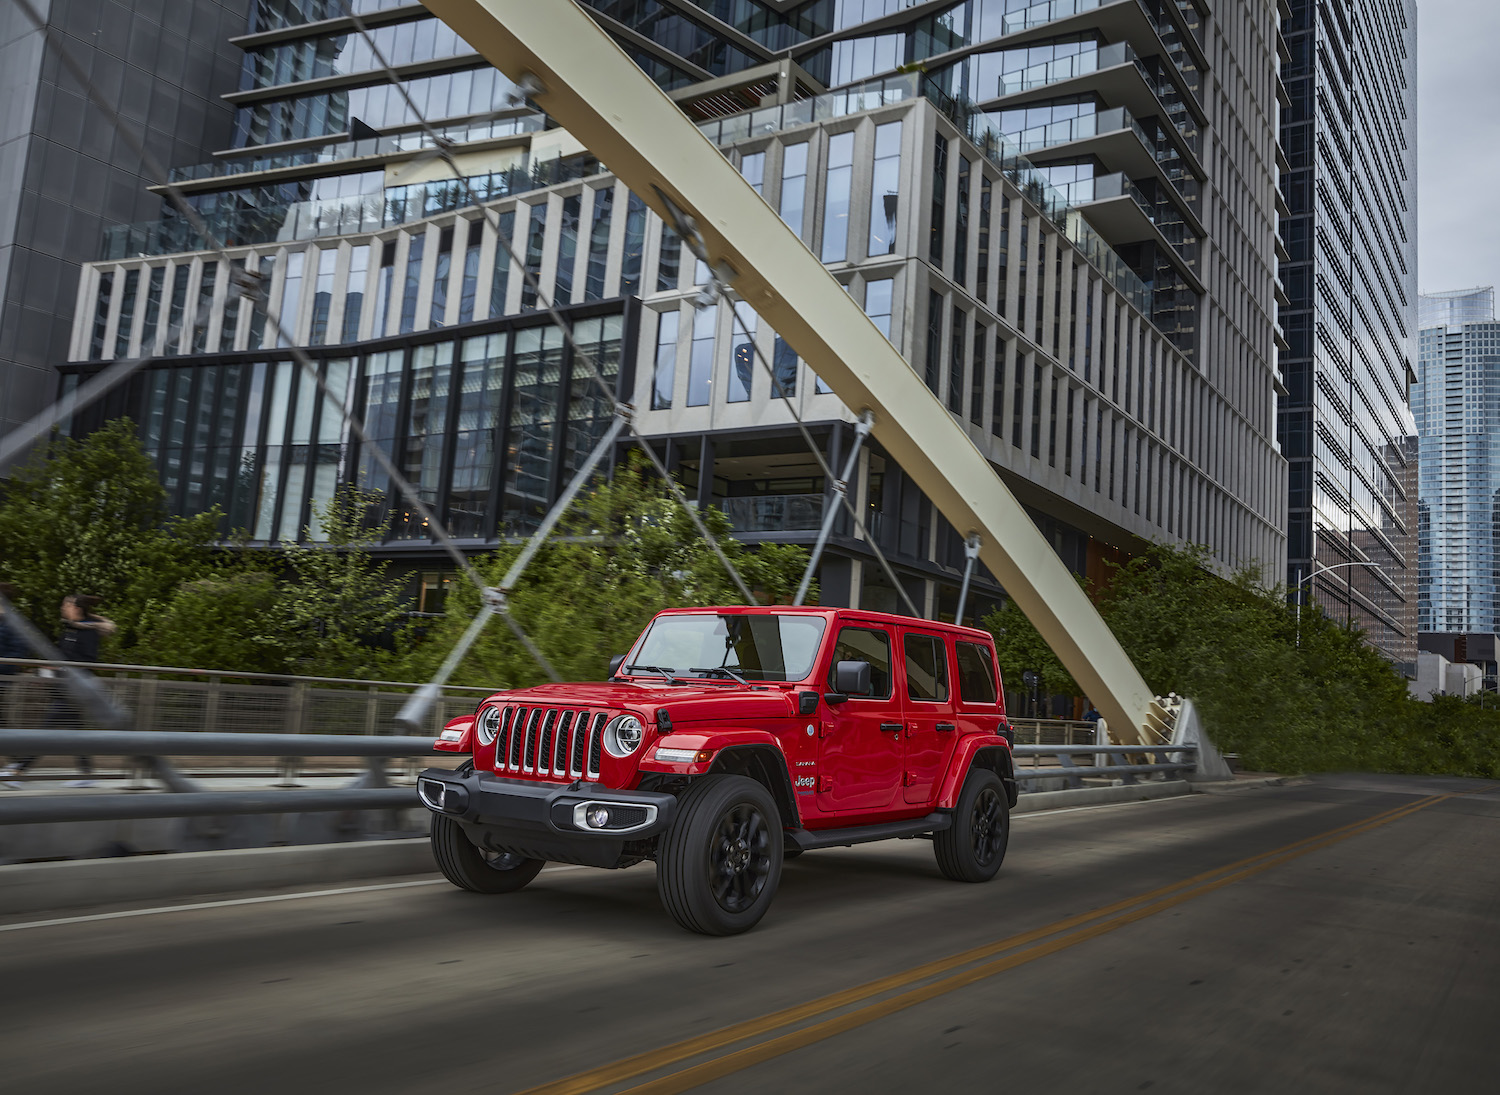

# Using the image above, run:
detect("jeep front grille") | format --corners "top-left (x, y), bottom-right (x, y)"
top-left (493, 706), bottom-right (607, 781)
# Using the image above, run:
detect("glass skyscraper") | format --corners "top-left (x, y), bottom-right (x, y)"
top-left (1277, 0), bottom-right (1418, 673)
top-left (1415, 287), bottom-right (1500, 635)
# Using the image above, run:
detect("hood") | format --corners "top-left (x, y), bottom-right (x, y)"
top-left (485, 680), bottom-right (798, 723)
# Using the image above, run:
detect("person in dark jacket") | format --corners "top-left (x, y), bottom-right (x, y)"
top-left (1, 595), bottom-right (116, 788)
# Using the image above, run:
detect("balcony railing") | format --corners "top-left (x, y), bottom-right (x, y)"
top-left (102, 155), bottom-right (603, 260)
top-left (166, 113), bottom-right (547, 184)
top-left (721, 494), bottom-right (825, 533)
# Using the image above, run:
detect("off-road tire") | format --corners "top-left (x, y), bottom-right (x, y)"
top-left (657, 774), bottom-right (784, 935)
top-left (933, 768), bottom-right (1009, 882)
top-left (430, 812), bottom-right (545, 894)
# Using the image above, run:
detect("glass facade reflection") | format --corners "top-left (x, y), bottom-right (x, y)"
top-left (1278, 0), bottom-right (1418, 671)
top-left (1415, 289), bottom-right (1500, 634)
top-left (89, 305), bottom-right (630, 545)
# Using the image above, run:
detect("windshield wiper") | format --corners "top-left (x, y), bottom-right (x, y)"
top-left (689, 666), bottom-right (750, 686)
top-left (623, 663), bottom-right (679, 684)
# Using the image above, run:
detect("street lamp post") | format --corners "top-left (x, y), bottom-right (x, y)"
top-left (1295, 560), bottom-right (1388, 647)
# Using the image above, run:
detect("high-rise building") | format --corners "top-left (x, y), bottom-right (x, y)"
top-left (0, 0), bottom-right (249, 470)
top-left (1415, 287), bottom-right (1500, 635)
top-left (1277, 0), bottom-right (1418, 673)
top-left (58, 1), bottom-right (1288, 630)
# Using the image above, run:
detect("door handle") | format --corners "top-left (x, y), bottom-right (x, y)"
top-left (936, 722), bottom-right (956, 732)
top-left (879, 722), bottom-right (902, 732)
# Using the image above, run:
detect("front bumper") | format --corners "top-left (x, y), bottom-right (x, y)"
top-left (417, 767), bottom-right (678, 868)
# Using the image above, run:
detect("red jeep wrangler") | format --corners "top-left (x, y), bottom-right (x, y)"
top-left (418, 606), bottom-right (1016, 934)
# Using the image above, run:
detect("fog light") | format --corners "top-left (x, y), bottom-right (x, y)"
top-left (587, 806), bottom-right (611, 828)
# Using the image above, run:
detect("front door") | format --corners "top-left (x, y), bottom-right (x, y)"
top-left (816, 624), bottom-right (903, 814)
top-left (900, 629), bottom-right (957, 804)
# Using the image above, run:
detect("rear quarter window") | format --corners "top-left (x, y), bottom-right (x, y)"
top-left (955, 641), bottom-right (998, 705)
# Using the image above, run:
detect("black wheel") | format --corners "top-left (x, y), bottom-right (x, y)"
top-left (657, 774), bottom-right (784, 935)
top-left (430, 812), bottom-right (545, 894)
top-left (934, 768), bottom-right (1009, 882)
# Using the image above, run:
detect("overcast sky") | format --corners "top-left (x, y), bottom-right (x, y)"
top-left (1416, 0), bottom-right (1500, 295)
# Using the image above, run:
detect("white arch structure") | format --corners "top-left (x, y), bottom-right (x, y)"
top-left (425, 0), bottom-right (1173, 745)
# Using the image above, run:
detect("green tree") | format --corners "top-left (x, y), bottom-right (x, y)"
top-left (980, 595), bottom-right (1079, 704)
top-left (272, 485), bottom-right (412, 679)
top-left (131, 571), bottom-right (289, 674)
top-left (0, 420), bottom-right (220, 651)
top-left (406, 455), bottom-right (813, 689)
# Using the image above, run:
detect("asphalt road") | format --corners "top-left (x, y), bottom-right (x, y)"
top-left (3, 774), bottom-right (1497, 1095)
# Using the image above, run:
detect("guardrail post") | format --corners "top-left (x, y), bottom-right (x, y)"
top-left (1094, 718), bottom-right (1108, 771)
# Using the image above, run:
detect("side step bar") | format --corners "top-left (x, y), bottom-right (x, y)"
top-left (784, 811), bottom-right (953, 854)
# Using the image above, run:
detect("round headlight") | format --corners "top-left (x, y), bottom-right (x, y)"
top-left (603, 714), bottom-right (645, 758)
top-left (475, 705), bottom-right (501, 746)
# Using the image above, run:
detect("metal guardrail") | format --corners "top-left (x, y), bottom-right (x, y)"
top-left (0, 729), bottom-right (438, 826)
top-left (0, 730), bottom-right (1196, 827)
top-left (0, 657), bottom-right (495, 736)
top-left (1012, 743), bottom-right (1197, 789)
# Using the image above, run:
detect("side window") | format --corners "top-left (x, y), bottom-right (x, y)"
top-left (955, 641), bottom-right (998, 704)
top-left (903, 633), bottom-right (950, 702)
top-left (828, 627), bottom-right (892, 698)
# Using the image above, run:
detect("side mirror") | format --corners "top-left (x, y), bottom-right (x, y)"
top-left (835, 660), bottom-right (872, 696)
top-left (608, 654), bottom-right (627, 679)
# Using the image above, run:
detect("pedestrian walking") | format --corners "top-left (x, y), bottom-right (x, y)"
top-left (2, 594), bottom-right (117, 788)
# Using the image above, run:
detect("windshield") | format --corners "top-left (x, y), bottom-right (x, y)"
top-left (628, 613), bottom-right (828, 682)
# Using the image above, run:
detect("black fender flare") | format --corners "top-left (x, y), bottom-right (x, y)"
top-left (967, 746), bottom-right (1018, 807)
top-left (706, 745), bottom-right (801, 829)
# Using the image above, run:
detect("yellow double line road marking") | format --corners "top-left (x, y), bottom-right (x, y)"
top-left (522, 794), bottom-right (1450, 1095)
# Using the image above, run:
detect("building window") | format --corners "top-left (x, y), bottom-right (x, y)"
top-left (657, 222), bottom-right (681, 292)
top-left (520, 204), bottom-right (546, 309)
top-left (780, 142), bottom-right (808, 237)
top-left (448, 332), bottom-right (507, 538)
top-left (688, 304), bottom-right (715, 406)
top-left (167, 264), bottom-right (190, 354)
top-left (343, 245), bottom-right (368, 342)
top-left (308, 249), bottom-right (336, 345)
top-left (925, 289), bottom-right (942, 394)
top-left (996, 200), bottom-right (1009, 319)
top-left (115, 269), bottom-right (139, 358)
top-left (772, 334), bottom-right (797, 398)
top-left (554, 194), bottom-right (580, 305)
top-left (458, 222), bottom-right (481, 323)
top-left (740, 150), bottom-right (764, 195)
top-left (141, 266), bottom-right (166, 353)
top-left (865, 278), bottom-right (893, 338)
top-left (948, 306), bottom-right (965, 414)
top-left (368, 243), bottom-right (392, 337)
top-left (504, 324), bottom-right (565, 536)
top-left (489, 210), bottom-right (515, 317)
top-left (250, 255), bottom-right (272, 350)
top-left (970, 322), bottom-right (986, 425)
top-left (976, 176), bottom-right (991, 305)
top-left (653, 308), bottom-right (679, 410)
top-left (192, 262), bottom-right (218, 354)
top-left (586, 187), bottom-right (613, 300)
top-left (620, 192), bottom-right (647, 296)
top-left (869, 121), bottom-right (901, 256)
top-left (954, 156), bottom-right (970, 289)
top-left (89, 273), bottom-right (114, 361)
top-left (821, 131), bottom-right (855, 262)
top-left (728, 301), bottom-right (756, 403)
top-left (930, 133), bottom-right (947, 268)
top-left (399, 234), bottom-right (424, 332)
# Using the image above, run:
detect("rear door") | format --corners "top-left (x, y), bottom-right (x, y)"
top-left (816, 623), bottom-right (903, 813)
top-left (899, 629), bottom-right (957, 805)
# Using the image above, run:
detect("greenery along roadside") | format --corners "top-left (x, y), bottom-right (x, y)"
top-left (4, 419), bottom-right (1496, 779)
top-left (0, 424), bottom-right (810, 683)
top-left (984, 544), bottom-right (1500, 781)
